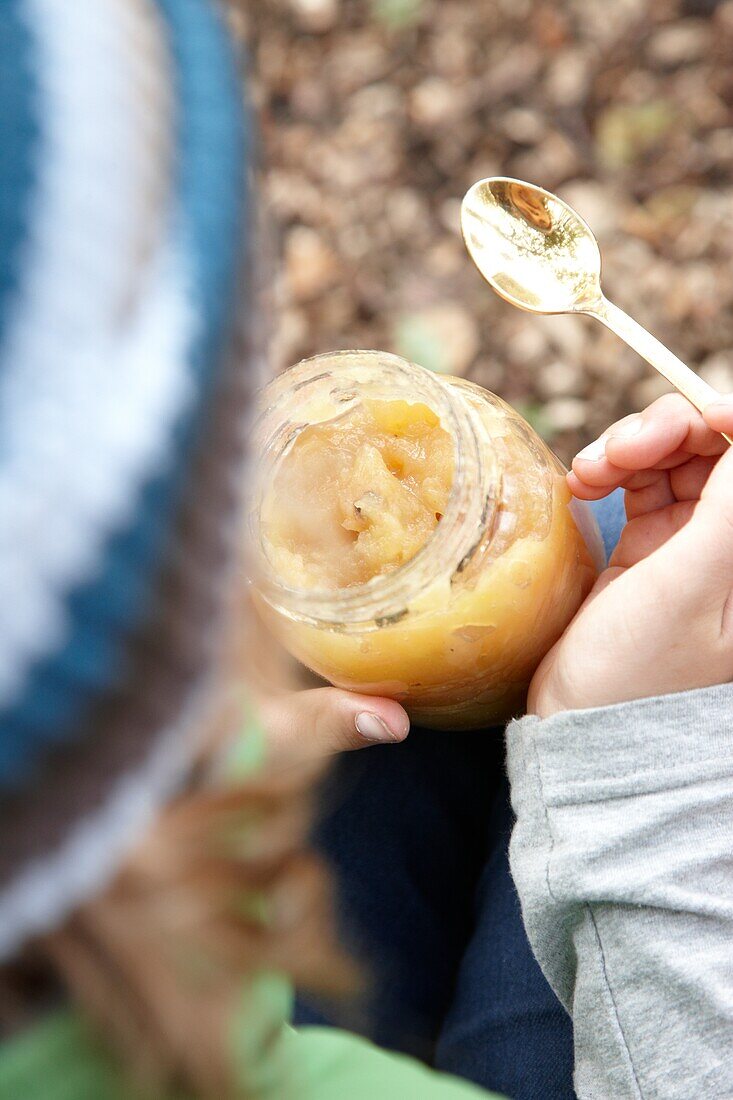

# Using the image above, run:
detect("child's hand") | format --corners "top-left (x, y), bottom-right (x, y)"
top-left (529, 393), bottom-right (733, 717)
top-left (258, 687), bottom-right (410, 769)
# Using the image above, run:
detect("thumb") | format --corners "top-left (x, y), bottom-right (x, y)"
top-left (257, 687), bottom-right (410, 767)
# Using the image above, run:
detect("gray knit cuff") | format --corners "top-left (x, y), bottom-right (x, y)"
top-left (507, 683), bottom-right (733, 808)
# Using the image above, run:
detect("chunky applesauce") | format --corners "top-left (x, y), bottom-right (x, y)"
top-left (261, 400), bottom-right (455, 590)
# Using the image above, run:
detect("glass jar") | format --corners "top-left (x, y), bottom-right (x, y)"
top-left (249, 350), bottom-right (603, 730)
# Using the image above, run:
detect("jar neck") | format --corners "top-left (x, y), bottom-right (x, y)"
top-left (250, 351), bottom-right (496, 630)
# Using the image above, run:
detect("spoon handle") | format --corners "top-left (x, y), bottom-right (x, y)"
top-left (589, 297), bottom-right (732, 446)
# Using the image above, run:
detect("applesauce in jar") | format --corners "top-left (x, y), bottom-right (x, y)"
top-left (250, 351), bottom-right (602, 729)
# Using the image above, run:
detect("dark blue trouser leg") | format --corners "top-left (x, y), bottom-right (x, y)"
top-left (296, 727), bottom-right (505, 1062)
top-left (433, 774), bottom-right (574, 1098)
top-left (297, 491), bottom-right (625, 1096)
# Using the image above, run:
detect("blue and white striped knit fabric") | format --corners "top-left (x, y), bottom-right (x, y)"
top-left (0, 0), bottom-right (250, 955)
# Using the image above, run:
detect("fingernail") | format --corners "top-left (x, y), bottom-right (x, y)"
top-left (608, 415), bottom-right (644, 440)
top-left (576, 437), bottom-right (607, 462)
top-left (355, 712), bottom-right (400, 743)
top-left (708, 393), bottom-right (733, 408)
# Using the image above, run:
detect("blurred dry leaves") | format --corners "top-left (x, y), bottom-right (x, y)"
top-left (242, 0), bottom-right (733, 462)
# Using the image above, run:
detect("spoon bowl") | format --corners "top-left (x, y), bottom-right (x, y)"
top-left (461, 175), bottom-right (731, 444)
top-left (461, 177), bottom-right (602, 314)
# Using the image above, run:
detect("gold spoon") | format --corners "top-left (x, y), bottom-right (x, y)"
top-left (461, 176), bottom-right (732, 445)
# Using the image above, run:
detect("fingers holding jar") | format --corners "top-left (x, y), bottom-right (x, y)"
top-left (568, 394), bottom-right (733, 519)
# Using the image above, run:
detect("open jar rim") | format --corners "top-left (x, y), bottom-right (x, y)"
top-left (249, 350), bottom-right (498, 631)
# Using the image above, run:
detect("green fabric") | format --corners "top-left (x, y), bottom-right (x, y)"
top-left (0, 1013), bottom-right (142, 1100)
top-left (230, 972), bottom-right (296, 1095)
top-left (0, 999), bottom-right (501, 1100)
top-left (230, 973), bottom-right (500, 1099)
top-left (264, 1026), bottom-right (500, 1100)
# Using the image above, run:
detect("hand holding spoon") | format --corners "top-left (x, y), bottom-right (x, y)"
top-left (461, 177), bottom-right (732, 445)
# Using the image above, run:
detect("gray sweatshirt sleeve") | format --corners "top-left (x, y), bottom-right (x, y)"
top-left (506, 684), bottom-right (733, 1100)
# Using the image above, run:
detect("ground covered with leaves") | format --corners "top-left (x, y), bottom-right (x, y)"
top-left (241, 0), bottom-right (733, 462)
